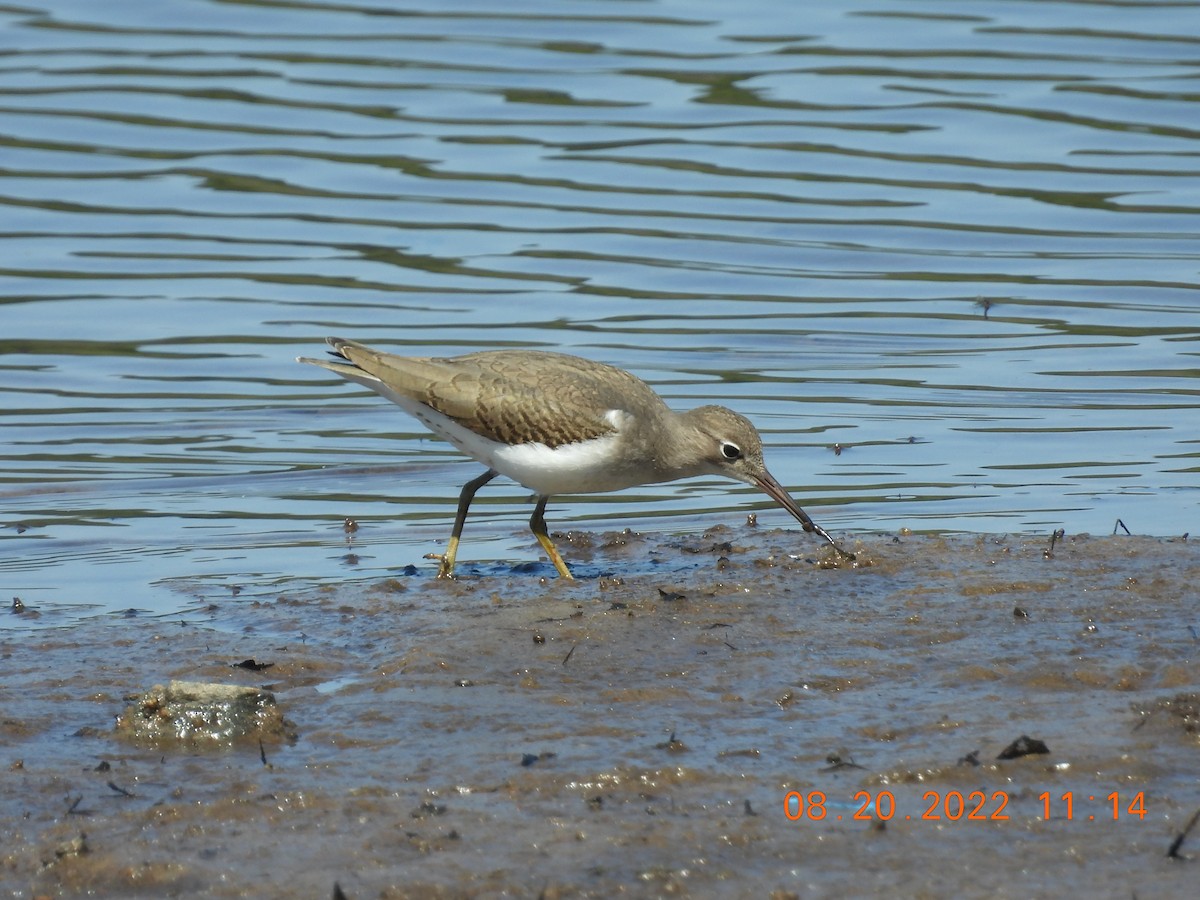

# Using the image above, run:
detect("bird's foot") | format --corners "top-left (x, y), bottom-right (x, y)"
top-left (424, 552), bottom-right (457, 579)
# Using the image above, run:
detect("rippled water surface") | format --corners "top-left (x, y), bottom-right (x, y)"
top-left (2, 0), bottom-right (1198, 621)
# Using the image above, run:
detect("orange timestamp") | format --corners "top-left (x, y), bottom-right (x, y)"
top-left (783, 790), bottom-right (1148, 823)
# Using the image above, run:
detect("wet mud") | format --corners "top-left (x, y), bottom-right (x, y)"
top-left (2, 531), bottom-right (1197, 898)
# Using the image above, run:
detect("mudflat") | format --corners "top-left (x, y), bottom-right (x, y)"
top-left (2, 531), bottom-right (1196, 898)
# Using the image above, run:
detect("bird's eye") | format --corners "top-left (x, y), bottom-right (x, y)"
top-left (721, 442), bottom-right (742, 460)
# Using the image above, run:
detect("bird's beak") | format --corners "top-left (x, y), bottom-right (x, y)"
top-left (753, 470), bottom-right (854, 560)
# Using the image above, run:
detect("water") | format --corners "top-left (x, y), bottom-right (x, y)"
top-left (2, 0), bottom-right (1198, 622)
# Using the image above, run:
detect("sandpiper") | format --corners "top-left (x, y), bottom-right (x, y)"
top-left (298, 337), bottom-right (852, 579)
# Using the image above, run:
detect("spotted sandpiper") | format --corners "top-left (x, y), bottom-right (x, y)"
top-left (298, 337), bottom-right (852, 579)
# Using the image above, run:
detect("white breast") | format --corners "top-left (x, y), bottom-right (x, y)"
top-left (491, 432), bottom-right (638, 495)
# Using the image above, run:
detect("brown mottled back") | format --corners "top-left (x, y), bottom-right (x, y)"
top-left (329, 341), bottom-right (670, 448)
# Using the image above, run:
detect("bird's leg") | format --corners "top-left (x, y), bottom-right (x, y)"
top-left (434, 469), bottom-right (498, 578)
top-left (529, 496), bottom-right (575, 580)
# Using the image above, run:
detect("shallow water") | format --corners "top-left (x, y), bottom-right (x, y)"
top-left (1, 0), bottom-right (1198, 623)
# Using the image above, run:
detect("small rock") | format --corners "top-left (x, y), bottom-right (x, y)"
top-left (997, 734), bottom-right (1049, 760)
top-left (115, 680), bottom-right (293, 749)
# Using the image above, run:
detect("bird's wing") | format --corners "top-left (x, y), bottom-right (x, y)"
top-left (304, 338), bottom-right (664, 448)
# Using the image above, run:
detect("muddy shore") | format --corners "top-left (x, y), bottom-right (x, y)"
top-left (2, 531), bottom-right (1197, 898)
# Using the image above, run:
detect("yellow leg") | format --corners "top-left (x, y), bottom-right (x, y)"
top-left (436, 469), bottom-right (497, 579)
top-left (530, 496), bottom-right (574, 580)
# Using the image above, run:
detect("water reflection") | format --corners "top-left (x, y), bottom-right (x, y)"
top-left (1, 0), bottom-right (1197, 620)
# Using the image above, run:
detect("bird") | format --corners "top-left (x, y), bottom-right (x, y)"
top-left (298, 337), bottom-right (852, 579)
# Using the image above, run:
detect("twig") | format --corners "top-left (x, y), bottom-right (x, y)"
top-left (107, 781), bottom-right (134, 798)
top-left (1167, 807), bottom-right (1200, 860)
